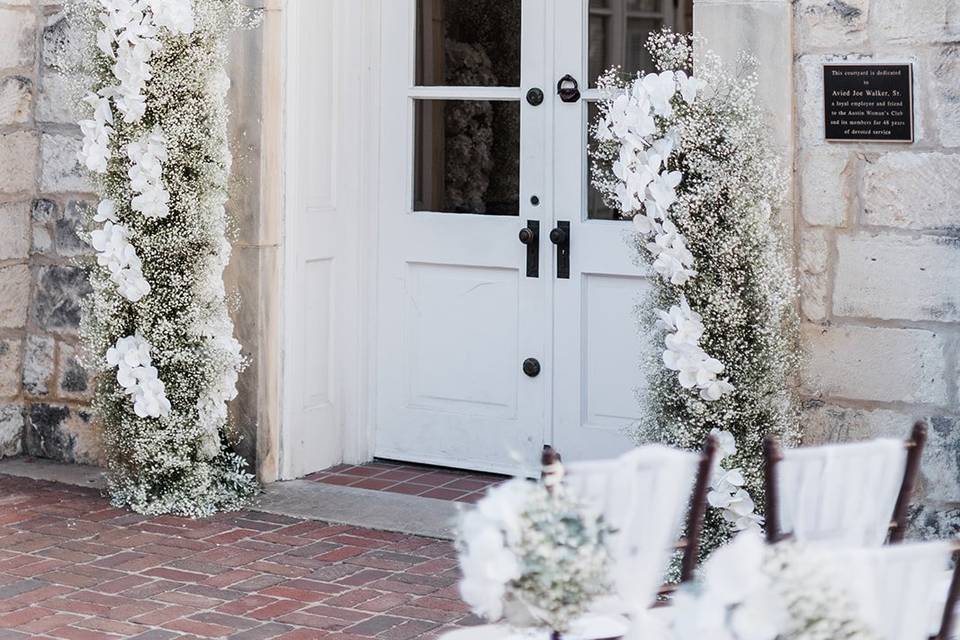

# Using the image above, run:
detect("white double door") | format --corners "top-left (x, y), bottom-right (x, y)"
top-left (376, 0), bottom-right (654, 474)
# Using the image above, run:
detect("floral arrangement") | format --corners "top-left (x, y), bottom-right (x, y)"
top-left (456, 479), bottom-right (613, 633)
top-left (590, 31), bottom-right (800, 554)
top-left (664, 533), bottom-right (877, 640)
top-left (62, 0), bottom-right (260, 516)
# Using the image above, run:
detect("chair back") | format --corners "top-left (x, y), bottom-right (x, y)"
top-left (824, 542), bottom-right (953, 640)
top-left (764, 426), bottom-right (925, 547)
top-left (565, 445), bottom-right (699, 609)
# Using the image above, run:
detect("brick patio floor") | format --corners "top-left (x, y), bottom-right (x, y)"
top-left (0, 474), bottom-right (479, 639)
top-left (305, 461), bottom-right (507, 505)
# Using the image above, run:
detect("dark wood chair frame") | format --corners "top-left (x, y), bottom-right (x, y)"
top-left (934, 549), bottom-right (960, 640)
top-left (763, 420), bottom-right (929, 545)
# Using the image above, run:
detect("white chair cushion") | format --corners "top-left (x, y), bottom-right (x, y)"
top-left (565, 445), bottom-right (700, 610)
top-left (777, 439), bottom-right (907, 546)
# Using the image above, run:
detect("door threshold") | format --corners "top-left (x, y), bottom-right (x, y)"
top-left (255, 480), bottom-right (460, 540)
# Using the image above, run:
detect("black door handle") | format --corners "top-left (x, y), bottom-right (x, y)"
top-left (550, 221), bottom-right (570, 279)
top-left (519, 220), bottom-right (539, 278)
top-left (557, 75), bottom-right (581, 103)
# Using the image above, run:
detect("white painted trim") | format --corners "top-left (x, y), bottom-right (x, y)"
top-left (280, 0), bottom-right (384, 478)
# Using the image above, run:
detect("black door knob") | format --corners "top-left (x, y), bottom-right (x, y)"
top-left (526, 88), bottom-right (544, 106)
top-left (519, 226), bottom-right (537, 245)
top-left (549, 227), bottom-right (567, 245)
top-left (523, 358), bottom-right (541, 378)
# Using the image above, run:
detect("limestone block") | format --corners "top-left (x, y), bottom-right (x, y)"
top-left (41, 133), bottom-right (90, 193)
top-left (37, 71), bottom-right (81, 124)
top-left (871, 0), bottom-right (954, 44)
top-left (0, 75), bottom-right (31, 125)
top-left (55, 200), bottom-right (90, 257)
top-left (56, 341), bottom-right (90, 400)
top-left (800, 271), bottom-right (828, 322)
top-left (22, 334), bottom-right (54, 397)
top-left (931, 46), bottom-right (960, 147)
top-left (0, 264), bottom-right (29, 328)
top-left (795, 0), bottom-right (868, 51)
top-left (799, 148), bottom-right (852, 227)
top-left (24, 403), bottom-right (102, 465)
top-left (0, 404), bottom-right (22, 458)
top-left (801, 323), bottom-right (948, 406)
top-left (803, 403), bottom-right (960, 506)
top-left (0, 201), bottom-right (30, 260)
top-left (862, 152), bottom-right (960, 229)
top-left (32, 224), bottom-right (51, 255)
top-left (0, 131), bottom-right (38, 194)
top-left (0, 8), bottom-right (36, 69)
top-left (835, 233), bottom-right (960, 322)
top-left (31, 198), bottom-right (56, 223)
top-left (0, 338), bottom-right (21, 397)
top-left (31, 265), bottom-right (90, 333)
top-left (799, 227), bottom-right (830, 275)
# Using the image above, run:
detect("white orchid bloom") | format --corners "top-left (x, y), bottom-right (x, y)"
top-left (675, 70), bottom-right (707, 104)
top-left (642, 70), bottom-right (678, 117)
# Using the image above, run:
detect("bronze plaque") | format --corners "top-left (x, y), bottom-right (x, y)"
top-left (823, 63), bottom-right (913, 142)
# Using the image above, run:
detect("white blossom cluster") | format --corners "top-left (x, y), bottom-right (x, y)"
top-left (590, 31), bottom-right (800, 559)
top-left (707, 430), bottom-right (763, 533)
top-left (106, 334), bottom-right (171, 418)
top-left (90, 200), bottom-right (151, 302)
top-left (127, 128), bottom-right (171, 218)
top-left (666, 533), bottom-right (877, 640)
top-left (657, 299), bottom-right (733, 402)
top-left (457, 480), bottom-right (612, 633)
top-left (64, 0), bottom-right (260, 516)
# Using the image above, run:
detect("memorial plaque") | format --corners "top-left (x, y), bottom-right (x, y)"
top-left (823, 63), bottom-right (913, 142)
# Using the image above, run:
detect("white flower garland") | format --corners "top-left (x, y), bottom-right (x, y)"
top-left (596, 67), bottom-right (762, 531)
top-left (67, 0), bottom-right (259, 516)
top-left (597, 70), bottom-right (732, 403)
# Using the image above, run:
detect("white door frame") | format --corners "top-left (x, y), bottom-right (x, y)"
top-left (275, 0), bottom-right (794, 481)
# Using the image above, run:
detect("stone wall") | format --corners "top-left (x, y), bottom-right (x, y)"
top-left (0, 0), bottom-right (100, 465)
top-left (795, 0), bottom-right (960, 526)
top-left (0, 0), bottom-right (268, 472)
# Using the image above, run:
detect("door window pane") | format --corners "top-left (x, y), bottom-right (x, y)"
top-left (588, 0), bottom-right (675, 87)
top-left (586, 102), bottom-right (622, 221)
top-left (415, 100), bottom-right (521, 215)
top-left (416, 0), bottom-right (521, 87)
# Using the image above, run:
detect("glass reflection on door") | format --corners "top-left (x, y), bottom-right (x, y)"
top-left (586, 0), bottom-right (692, 220)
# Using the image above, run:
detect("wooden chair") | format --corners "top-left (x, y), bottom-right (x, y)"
top-left (763, 421), bottom-right (927, 546)
top-left (666, 434), bottom-right (719, 588)
top-left (551, 435), bottom-right (718, 599)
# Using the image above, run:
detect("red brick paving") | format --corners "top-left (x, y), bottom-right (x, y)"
top-left (306, 462), bottom-right (506, 505)
top-left (0, 474), bottom-right (480, 639)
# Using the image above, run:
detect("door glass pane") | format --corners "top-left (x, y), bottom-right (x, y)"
top-left (416, 0), bottom-right (521, 87)
top-left (588, 0), bottom-right (671, 87)
top-left (627, 0), bottom-right (663, 12)
top-left (586, 102), bottom-right (622, 221)
top-left (414, 100), bottom-right (521, 215)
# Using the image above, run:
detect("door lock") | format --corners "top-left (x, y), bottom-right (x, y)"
top-left (550, 221), bottom-right (570, 279)
top-left (523, 358), bottom-right (541, 378)
top-left (519, 220), bottom-right (539, 278)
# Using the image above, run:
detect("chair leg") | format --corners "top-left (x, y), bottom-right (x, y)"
top-left (763, 436), bottom-right (783, 545)
top-left (890, 420), bottom-right (927, 544)
top-left (936, 552), bottom-right (960, 640)
top-left (679, 434), bottom-right (719, 583)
